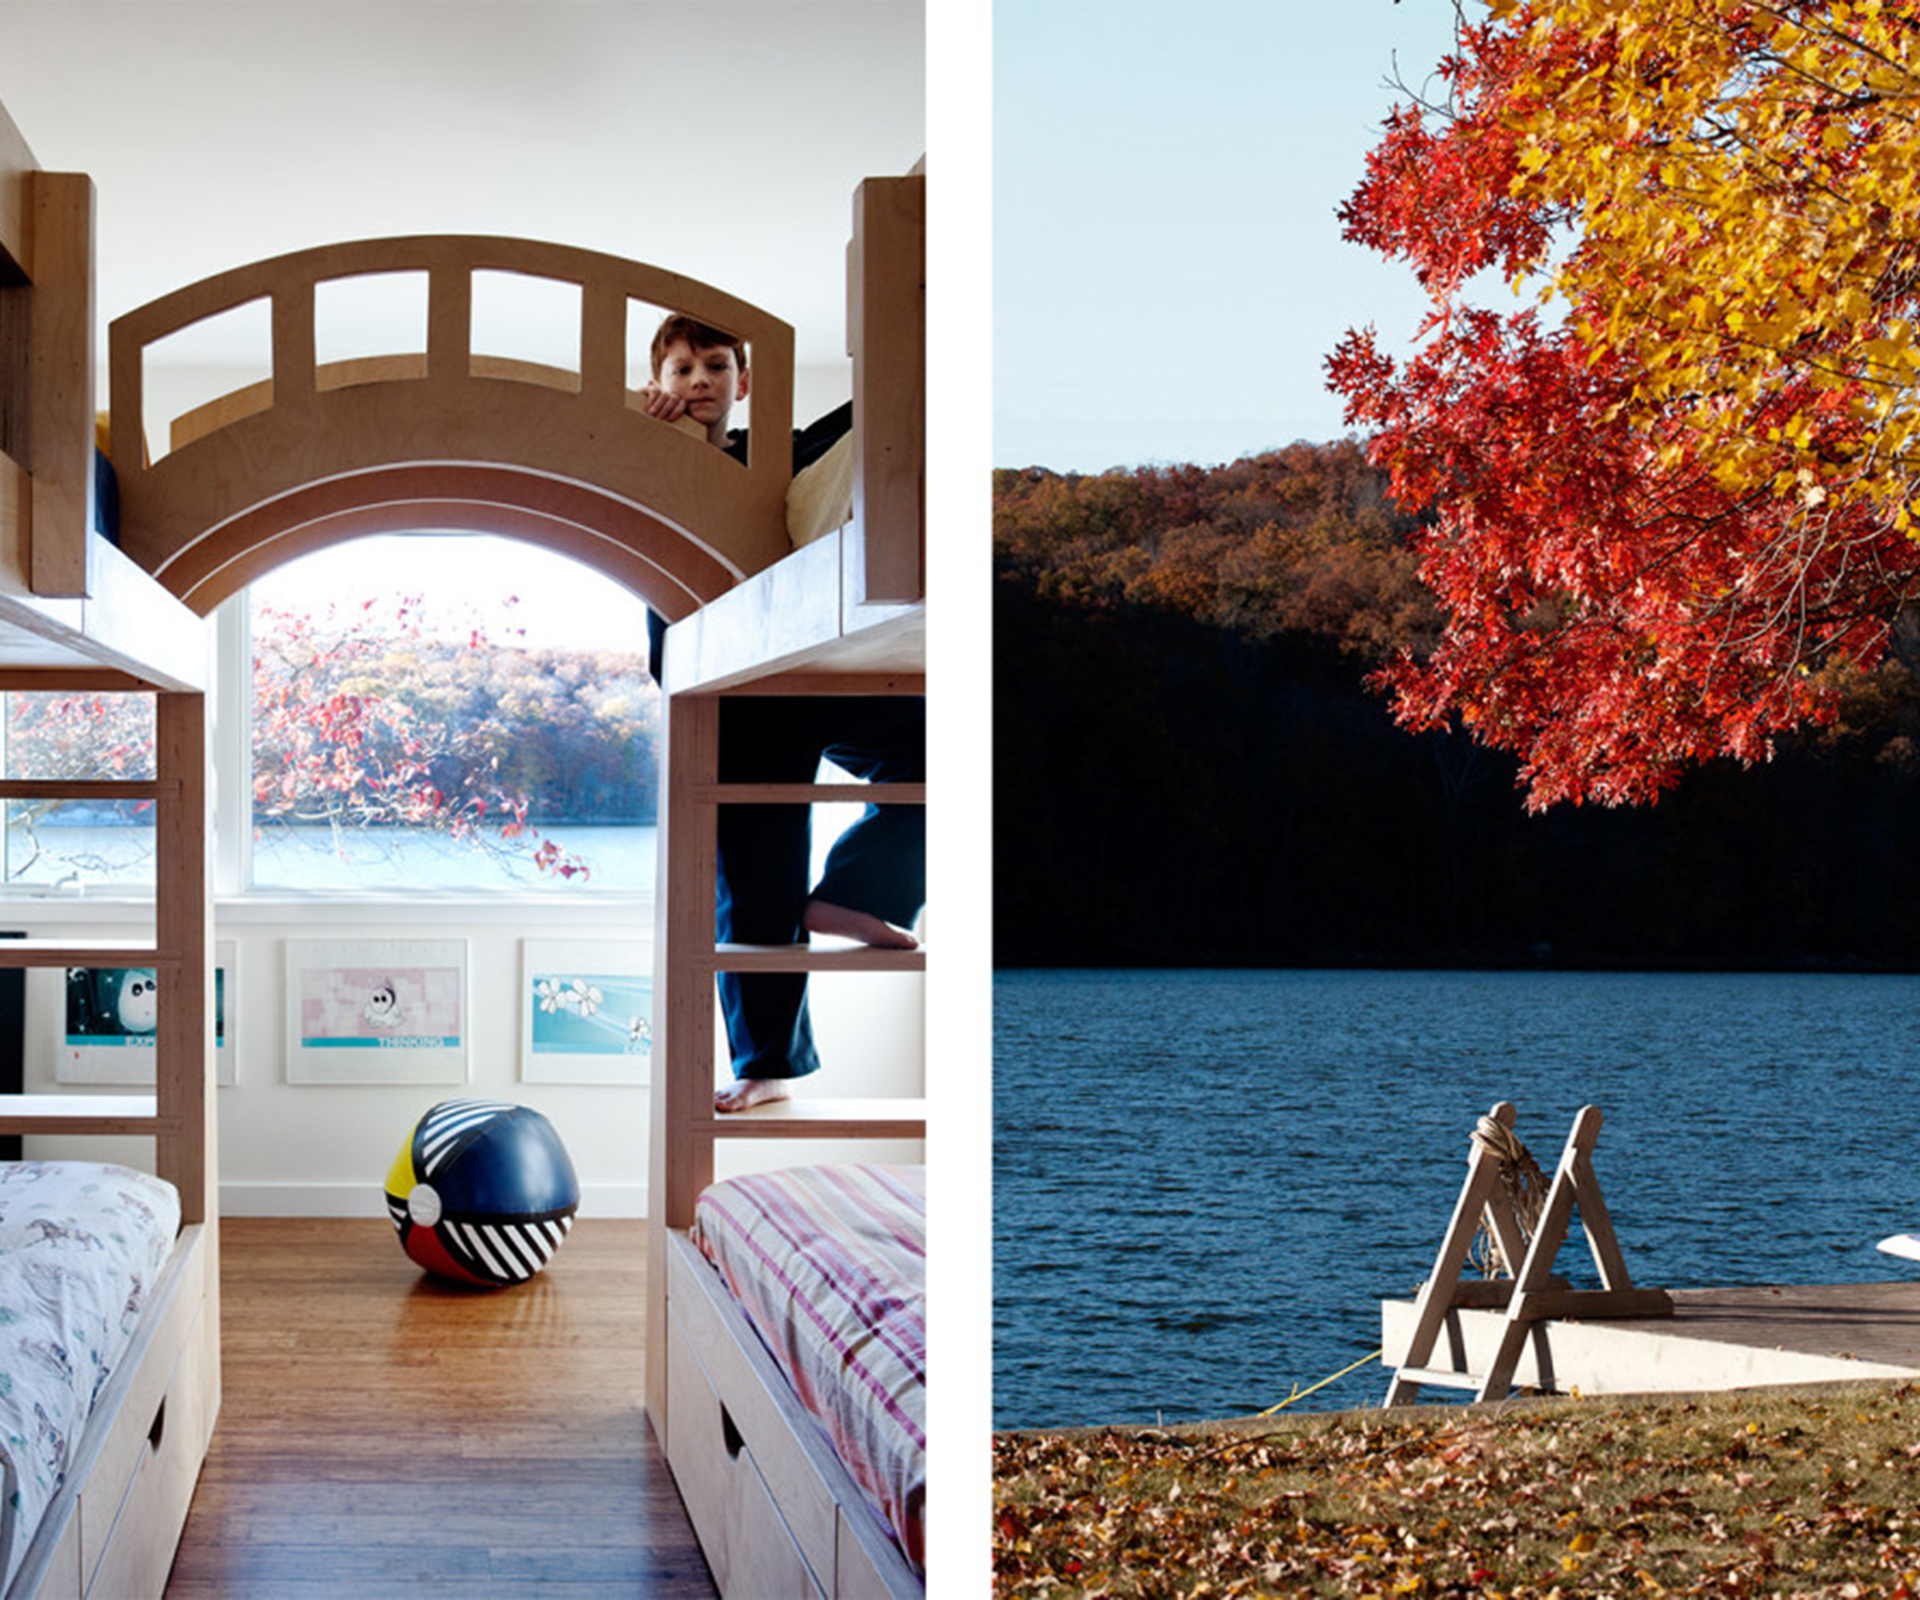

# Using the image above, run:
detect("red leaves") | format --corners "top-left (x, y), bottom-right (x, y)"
top-left (1328, 3), bottom-right (1920, 809)
top-left (248, 592), bottom-right (638, 876)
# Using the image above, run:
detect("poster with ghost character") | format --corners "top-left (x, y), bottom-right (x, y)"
top-left (56, 944), bottom-right (236, 1086)
top-left (285, 939), bottom-right (468, 1084)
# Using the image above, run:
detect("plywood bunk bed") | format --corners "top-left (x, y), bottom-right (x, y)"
top-left (84, 156), bottom-right (925, 1593)
top-left (0, 95), bottom-right (220, 1600)
top-left (78, 134), bottom-right (923, 1593)
top-left (645, 171), bottom-right (928, 1598)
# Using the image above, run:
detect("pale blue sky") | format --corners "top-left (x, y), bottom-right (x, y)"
top-left (994, 0), bottom-right (1461, 474)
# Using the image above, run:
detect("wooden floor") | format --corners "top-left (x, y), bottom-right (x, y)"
top-left (163, 1217), bottom-right (718, 1598)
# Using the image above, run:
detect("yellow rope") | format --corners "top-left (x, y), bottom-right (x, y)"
top-left (1257, 1348), bottom-right (1382, 1416)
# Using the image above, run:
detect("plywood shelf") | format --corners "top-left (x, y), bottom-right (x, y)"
top-left (0, 778), bottom-right (175, 801)
top-left (0, 1092), bottom-right (159, 1135)
top-left (703, 943), bottom-right (925, 975)
top-left (695, 782), bottom-right (926, 806)
top-left (700, 1097), bottom-right (927, 1140)
top-left (0, 937), bottom-right (166, 967)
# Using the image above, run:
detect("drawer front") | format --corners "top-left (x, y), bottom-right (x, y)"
top-left (665, 1237), bottom-right (840, 1572)
top-left (78, 1229), bottom-right (207, 1583)
top-left (666, 1305), bottom-right (825, 1600)
top-left (83, 1297), bottom-right (212, 1600)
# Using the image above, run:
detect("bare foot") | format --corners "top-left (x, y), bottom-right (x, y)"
top-left (803, 898), bottom-right (919, 948)
top-left (715, 1077), bottom-right (791, 1114)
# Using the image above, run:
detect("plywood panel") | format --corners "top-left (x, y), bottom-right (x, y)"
top-left (27, 171), bottom-right (94, 598)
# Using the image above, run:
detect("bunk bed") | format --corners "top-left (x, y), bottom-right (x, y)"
top-left (645, 168), bottom-right (927, 1599)
top-left (0, 94), bottom-right (220, 1600)
top-left (16, 83), bottom-right (922, 1588)
top-left (98, 166), bottom-right (927, 1594)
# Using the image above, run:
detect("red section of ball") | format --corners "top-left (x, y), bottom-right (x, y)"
top-left (402, 1223), bottom-right (489, 1286)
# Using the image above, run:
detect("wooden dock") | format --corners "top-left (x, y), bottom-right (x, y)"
top-left (1382, 1279), bottom-right (1920, 1400)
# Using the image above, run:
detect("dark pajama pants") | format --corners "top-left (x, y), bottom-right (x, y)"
top-left (716, 695), bottom-right (926, 1081)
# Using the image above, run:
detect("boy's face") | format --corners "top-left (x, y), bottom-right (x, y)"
top-left (655, 339), bottom-right (749, 432)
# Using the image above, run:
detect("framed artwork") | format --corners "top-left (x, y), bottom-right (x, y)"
top-left (520, 938), bottom-right (651, 1085)
top-left (285, 938), bottom-right (468, 1085)
top-left (56, 941), bottom-right (237, 1087)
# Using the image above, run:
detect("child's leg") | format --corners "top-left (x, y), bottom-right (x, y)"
top-left (808, 699), bottom-right (927, 942)
top-left (714, 702), bottom-right (824, 1103)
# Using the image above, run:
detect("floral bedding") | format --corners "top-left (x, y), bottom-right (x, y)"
top-left (0, 1161), bottom-right (180, 1593)
top-left (691, 1162), bottom-right (926, 1572)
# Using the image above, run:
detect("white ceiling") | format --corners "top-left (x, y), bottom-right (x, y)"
top-left (0, 0), bottom-right (925, 383)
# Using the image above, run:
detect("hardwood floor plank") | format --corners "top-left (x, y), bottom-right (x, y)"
top-left (164, 1217), bottom-right (716, 1597)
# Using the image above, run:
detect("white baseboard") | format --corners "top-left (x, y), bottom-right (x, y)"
top-left (218, 1181), bottom-right (648, 1219)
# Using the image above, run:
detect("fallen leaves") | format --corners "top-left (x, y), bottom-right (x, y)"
top-left (994, 1383), bottom-right (1920, 1595)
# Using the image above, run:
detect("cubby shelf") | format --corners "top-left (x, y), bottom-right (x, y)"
top-left (0, 938), bottom-right (169, 967)
top-left (0, 779), bottom-right (175, 802)
top-left (0, 1093), bottom-right (161, 1135)
top-left (691, 1097), bottom-right (928, 1141)
top-left (695, 781), bottom-right (927, 806)
top-left (704, 942), bottom-right (925, 975)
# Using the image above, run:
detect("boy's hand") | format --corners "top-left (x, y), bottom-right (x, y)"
top-left (638, 382), bottom-right (690, 422)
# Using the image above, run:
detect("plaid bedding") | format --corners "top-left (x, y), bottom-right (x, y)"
top-left (691, 1163), bottom-right (926, 1569)
top-left (0, 1161), bottom-right (180, 1592)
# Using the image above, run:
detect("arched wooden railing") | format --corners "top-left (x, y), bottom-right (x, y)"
top-left (107, 236), bottom-right (797, 618)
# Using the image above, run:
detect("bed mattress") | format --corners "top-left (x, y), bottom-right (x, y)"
top-left (691, 1162), bottom-right (926, 1570)
top-left (0, 1160), bottom-right (181, 1593)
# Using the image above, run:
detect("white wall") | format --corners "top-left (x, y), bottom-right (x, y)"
top-left (17, 872), bottom-right (924, 1219)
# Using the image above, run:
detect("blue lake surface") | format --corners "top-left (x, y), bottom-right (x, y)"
top-left (993, 967), bottom-right (1920, 1430)
top-left (5, 822), bottom-right (660, 892)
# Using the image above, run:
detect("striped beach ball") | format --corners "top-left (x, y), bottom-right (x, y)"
top-left (384, 1099), bottom-right (580, 1286)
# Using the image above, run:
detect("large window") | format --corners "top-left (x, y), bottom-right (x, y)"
top-left (0, 534), bottom-right (660, 896)
top-left (245, 535), bottom-right (659, 893)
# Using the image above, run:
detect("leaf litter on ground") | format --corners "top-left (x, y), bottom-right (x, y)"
top-left (994, 1380), bottom-right (1920, 1596)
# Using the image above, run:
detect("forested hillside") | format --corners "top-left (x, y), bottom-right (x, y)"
top-left (993, 442), bottom-right (1920, 969)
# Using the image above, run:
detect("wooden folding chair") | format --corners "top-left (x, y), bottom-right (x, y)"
top-left (1385, 1101), bottom-right (1672, 1405)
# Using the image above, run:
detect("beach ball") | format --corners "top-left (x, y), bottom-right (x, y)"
top-left (384, 1098), bottom-right (580, 1286)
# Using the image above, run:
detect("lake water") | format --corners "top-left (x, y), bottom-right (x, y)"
top-left (4, 822), bottom-right (660, 892)
top-left (993, 967), bottom-right (1920, 1430)
top-left (250, 823), bottom-right (659, 891)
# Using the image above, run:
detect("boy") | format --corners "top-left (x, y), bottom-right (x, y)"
top-left (640, 314), bottom-right (751, 449)
top-left (642, 315), bottom-right (925, 1113)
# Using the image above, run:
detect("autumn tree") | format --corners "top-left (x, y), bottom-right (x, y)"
top-left (2, 692), bottom-right (158, 880)
top-left (1329, 0), bottom-right (1920, 806)
top-left (251, 594), bottom-right (659, 880)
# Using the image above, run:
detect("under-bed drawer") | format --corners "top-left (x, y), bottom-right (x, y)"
top-left (83, 1294), bottom-right (211, 1600)
top-left (76, 1229), bottom-right (210, 1586)
top-left (665, 1301), bottom-right (826, 1600)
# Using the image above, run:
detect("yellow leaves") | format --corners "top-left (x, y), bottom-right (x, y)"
top-left (1469, 0), bottom-right (1920, 527)
top-left (1765, 414), bottom-right (1813, 451)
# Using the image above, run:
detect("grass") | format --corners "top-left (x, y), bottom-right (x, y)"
top-left (993, 1381), bottom-right (1920, 1596)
